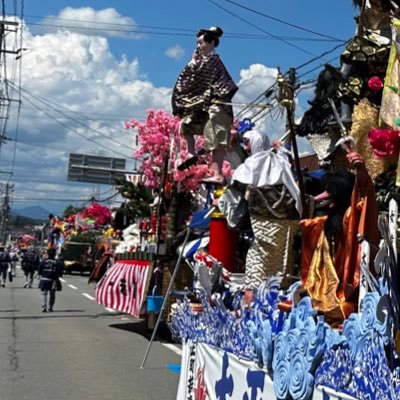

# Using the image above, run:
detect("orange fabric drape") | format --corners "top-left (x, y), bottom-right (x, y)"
top-left (300, 177), bottom-right (379, 322)
top-left (300, 216), bottom-right (326, 283)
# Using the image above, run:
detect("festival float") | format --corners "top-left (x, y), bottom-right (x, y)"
top-left (45, 202), bottom-right (115, 274)
top-left (92, 3), bottom-right (400, 399)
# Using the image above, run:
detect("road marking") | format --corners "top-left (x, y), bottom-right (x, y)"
top-left (166, 363), bottom-right (181, 375)
top-left (68, 284), bottom-right (78, 290)
top-left (82, 293), bottom-right (95, 301)
top-left (59, 278), bottom-right (66, 283)
top-left (121, 317), bottom-right (130, 321)
top-left (105, 307), bottom-right (117, 313)
top-left (162, 343), bottom-right (182, 356)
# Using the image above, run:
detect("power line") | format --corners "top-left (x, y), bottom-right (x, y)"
top-left (295, 41), bottom-right (348, 71)
top-left (207, 0), bottom-right (318, 57)
top-left (219, 0), bottom-right (345, 41)
top-left (12, 191), bottom-right (119, 203)
top-left (7, 84), bottom-right (133, 158)
top-left (234, 40), bottom-right (345, 121)
top-left (15, 91), bottom-right (134, 159)
top-left (22, 107), bottom-right (146, 123)
top-left (8, 80), bottom-right (137, 153)
top-left (12, 197), bottom-right (95, 202)
top-left (12, 137), bottom-right (88, 153)
top-left (14, 89), bottom-right (140, 136)
top-left (22, 15), bottom-right (343, 43)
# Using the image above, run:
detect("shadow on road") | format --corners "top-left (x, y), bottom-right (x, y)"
top-left (0, 313), bottom-right (98, 320)
top-left (109, 320), bottom-right (173, 342)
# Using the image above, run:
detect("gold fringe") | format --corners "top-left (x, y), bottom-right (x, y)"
top-left (350, 98), bottom-right (397, 179)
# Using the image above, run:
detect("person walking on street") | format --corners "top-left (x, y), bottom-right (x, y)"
top-left (38, 247), bottom-right (64, 312)
top-left (9, 246), bottom-right (18, 281)
top-left (22, 245), bottom-right (40, 288)
top-left (0, 245), bottom-right (11, 287)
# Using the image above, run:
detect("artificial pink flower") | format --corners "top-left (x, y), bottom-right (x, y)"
top-left (368, 76), bottom-right (384, 91)
top-left (126, 109), bottom-right (235, 191)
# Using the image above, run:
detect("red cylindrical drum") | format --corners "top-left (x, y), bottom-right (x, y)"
top-left (208, 218), bottom-right (238, 272)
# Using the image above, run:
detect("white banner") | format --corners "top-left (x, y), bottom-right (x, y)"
top-left (176, 341), bottom-right (353, 400)
top-left (177, 340), bottom-right (275, 400)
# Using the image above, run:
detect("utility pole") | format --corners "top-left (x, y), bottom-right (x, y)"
top-left (277, 67), bottom-right (308, 219)
top-left (0, 20), bottom-right (20, 154)
top-left (0, 183), bottom-right (13, 243)
top-left (0, 18), bottom-right (21, 244)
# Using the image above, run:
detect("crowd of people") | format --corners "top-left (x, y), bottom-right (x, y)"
top-left (0, 243), bottom-right (64, 312)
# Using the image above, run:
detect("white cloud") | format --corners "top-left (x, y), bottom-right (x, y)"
top-left (165, 45), bottom-right (185, 60)
top-left (1, 9), bottom-right (314, 216)
top-left (2, 14), bottom-right (172, 214)
top-left (41, 7), bottom-right (143, 39)
top-left (234, 63), bottom-right (313, 153)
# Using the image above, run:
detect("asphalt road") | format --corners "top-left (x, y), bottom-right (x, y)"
top-left (0, 266), bottom-right (181, 400)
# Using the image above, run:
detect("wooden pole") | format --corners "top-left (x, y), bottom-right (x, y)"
top-left (286, 107), bottom-right (308, 219)
top-left (155, 155), bottom-right (169, 255)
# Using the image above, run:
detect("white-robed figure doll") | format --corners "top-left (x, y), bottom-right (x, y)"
top-left (171, 26), bottom-right (238, 184)
top-left (231, 131), bottom-right (302, 305)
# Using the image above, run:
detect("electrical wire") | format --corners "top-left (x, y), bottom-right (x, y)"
top-left (12, 190), bottom-right (119, 203)
top-left (204, 0), bottom-right (348, 120)
top-left (13, 88), bottom-right (141, 136)
top-left (7, 80), bottom-right (138, 153)
top-left (15, 90), bottom-right (134, 159)
top-left (18, 105), bottom-right (146, 124)
top-left (234, 41), bottom-right (346, 122)
top-left (207, 0), bottom-right (318, 57)
top-left (23, 15), bottom-right (343, 43)
top-left (219, 0), bottom-right (345, 42)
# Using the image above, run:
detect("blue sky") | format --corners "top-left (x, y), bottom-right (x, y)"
top-left (0, 1), bottom-right (358, 216)
top-left (28, 0), bottom-right (357, 87)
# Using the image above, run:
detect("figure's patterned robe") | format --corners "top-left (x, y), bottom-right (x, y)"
top-left (171, 52), bottom-right (238, 118)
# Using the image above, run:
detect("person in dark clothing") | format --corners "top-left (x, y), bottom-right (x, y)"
top-left (38, 247), bottom-right (64, 312)
top-left (0, 245), bottom-right (11, 287)
top-left (22, 246), bottom-right (40, 288)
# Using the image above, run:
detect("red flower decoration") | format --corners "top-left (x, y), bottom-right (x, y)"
top-left (368, 128), bottom-right (400, 158)
top-left (368, 76), bottom-right (384, 91)
top-left (81, 202), bottom-right (112, 227)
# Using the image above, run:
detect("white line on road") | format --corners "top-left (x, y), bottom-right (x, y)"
top-left (162, 343), bottom-right (182, 356)
top-left (105, 307), bottom-right (117, 313)
top-left (82, 293), bottom-right (95, 301)
top-left (68, 284), bottom-right (78, 290)
top-left (59, 278), bottom-right (66, 283)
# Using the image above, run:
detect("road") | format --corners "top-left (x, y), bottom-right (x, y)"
top-left (0, 266), bottom-right (181, 400)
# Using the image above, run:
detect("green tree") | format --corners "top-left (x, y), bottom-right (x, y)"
top-left (114, 179), bottom-right (153, 220)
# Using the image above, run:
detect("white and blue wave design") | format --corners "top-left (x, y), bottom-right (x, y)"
top-left (272, 296), bottom-right (334, 400)
top-left (169, 275), bottom-right (400, 399)
top-left (315, 292), bottom-right (400, 400)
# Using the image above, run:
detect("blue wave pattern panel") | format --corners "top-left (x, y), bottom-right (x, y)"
top-left (170, 273), bottom-right (400, 400)
top-left (272, 296), bottom-right (336, 400)
top-left (315, 291), bottom-right (400, 399)
top-left (168, 276), bottom-right (289, 360)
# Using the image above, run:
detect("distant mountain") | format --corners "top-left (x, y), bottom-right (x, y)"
top-left (11, 205), bottom-right (52, 220)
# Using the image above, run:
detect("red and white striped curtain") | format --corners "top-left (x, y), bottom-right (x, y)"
top-left (95, 260), bottom-right (153, 317)
top-left (125, 173), bottom-right (143, 185)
